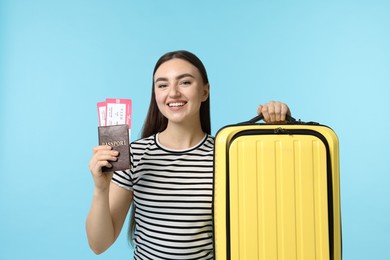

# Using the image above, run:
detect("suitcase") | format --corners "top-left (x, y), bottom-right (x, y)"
top-left (213, 115), bottom-right (342, 260)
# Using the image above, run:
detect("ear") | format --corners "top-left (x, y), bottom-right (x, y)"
top-left (201, 83), bottom-right (210, 102)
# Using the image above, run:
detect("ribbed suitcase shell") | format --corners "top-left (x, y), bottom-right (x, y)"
top-left (213, 122), bottom-right (341, 260)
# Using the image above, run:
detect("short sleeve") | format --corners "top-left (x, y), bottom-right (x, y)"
top-left (111, 144), bottom-right (134, 191)
top-left (112, 169), bottom-right (133, 191)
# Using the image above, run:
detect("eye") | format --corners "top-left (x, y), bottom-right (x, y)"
top-left (180, 80), bottom-right (192, 86)
top-left (156, 83), bottom-right (168, 88)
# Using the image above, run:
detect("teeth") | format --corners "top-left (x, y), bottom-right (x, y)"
top-left (169, 102), bottom-right (185, 107)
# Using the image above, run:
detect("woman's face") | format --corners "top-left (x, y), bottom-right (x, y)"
top-left (153, 58), bottom-right (209, 127)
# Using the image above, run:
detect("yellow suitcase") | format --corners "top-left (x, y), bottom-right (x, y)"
top-left (213, 115), bottom-right (342, 260)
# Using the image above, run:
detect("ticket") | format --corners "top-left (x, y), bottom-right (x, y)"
top-left (105, 98), bottom-right (132, 128)
top-left (97, 102), bottom-right (107, 127)
top-left (97, 98), bottom-right (132, 141)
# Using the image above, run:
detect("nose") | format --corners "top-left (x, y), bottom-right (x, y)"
top-left (168, 84), bottom-right (181, 98)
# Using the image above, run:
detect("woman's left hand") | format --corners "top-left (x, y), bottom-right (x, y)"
top-left (257, 101), bottom-right (291, 123)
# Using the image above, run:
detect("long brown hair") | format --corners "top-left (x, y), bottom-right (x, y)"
top-left (128, 50), bottom-right (211, 245)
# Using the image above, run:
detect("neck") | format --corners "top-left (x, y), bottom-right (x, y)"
top-left (158, 122), bottom-right (206, 150)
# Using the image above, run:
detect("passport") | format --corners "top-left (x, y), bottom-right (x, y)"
top-left (98, 124), bottom-right (130, 172)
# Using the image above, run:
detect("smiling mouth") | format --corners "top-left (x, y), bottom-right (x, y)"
top-left (168, 102), bottom-right (186, 107)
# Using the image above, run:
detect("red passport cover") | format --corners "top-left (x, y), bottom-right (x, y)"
top-left (98, 124), bottom-right (130, 172)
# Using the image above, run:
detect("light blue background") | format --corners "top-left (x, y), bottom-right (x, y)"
top-left (1, 0), bottom-right (389, 259)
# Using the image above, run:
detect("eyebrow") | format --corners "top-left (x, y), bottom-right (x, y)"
top-left (154, 73), bottom-right (195, 83)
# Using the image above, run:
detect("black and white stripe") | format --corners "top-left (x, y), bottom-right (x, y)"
top-left (113, 134), bottom-right (214, 259)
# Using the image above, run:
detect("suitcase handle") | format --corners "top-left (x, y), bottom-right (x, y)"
top-left (245, 114), bottom-right (297, 124)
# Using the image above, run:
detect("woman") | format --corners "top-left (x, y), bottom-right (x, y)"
top-left (86, 50), bottom-right (291, 259)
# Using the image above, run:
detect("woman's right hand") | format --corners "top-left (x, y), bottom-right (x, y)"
top-left (88, 145), bottom-right (119, 191)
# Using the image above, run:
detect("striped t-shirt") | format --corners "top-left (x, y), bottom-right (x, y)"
top-left (112, 133), bottom-right (215, 260)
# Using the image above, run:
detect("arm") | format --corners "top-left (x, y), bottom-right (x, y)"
top-left (86, 146), bottom-right (133, 254)
top-left (86, 182), bottom-right (132, 254)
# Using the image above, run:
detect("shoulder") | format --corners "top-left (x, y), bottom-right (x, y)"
top-left (131, 135), bottom-right (155, 147)
top-left (130, 135), bottom-right (163, 164)
top-left (200, 134), bottom-right (214, 151)
top-left (130, 135), bottom-right (156, 153)
top-left (205, 134), bottom-right (215, 145)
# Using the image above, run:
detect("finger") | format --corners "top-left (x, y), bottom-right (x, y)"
top-left (267, 103), bottom-right (276, 122)
top-left (96, 149), bottom-right (119, 160)
top-left (93, 145), bottom-right (112, 154)
top-left (274, 103), bottom-right (282, 121)
top-left (90, 160), bottom-right (113, 176)
top-left (257, 105), bottom-right (263, 115)
top-left (93, 147), bottom-right (119, 161)
top-left (89, 147), bottom-right (118, 174)
top-left (280, 103), bottom-right (290, 121)
top-left (261, 106), bottom-right (270, 122)
top-left (96, 160), bottom-right (113, 169)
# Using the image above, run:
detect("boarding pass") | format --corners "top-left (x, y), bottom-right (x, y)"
top-left (97, 98), bottom-right (132, 140)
